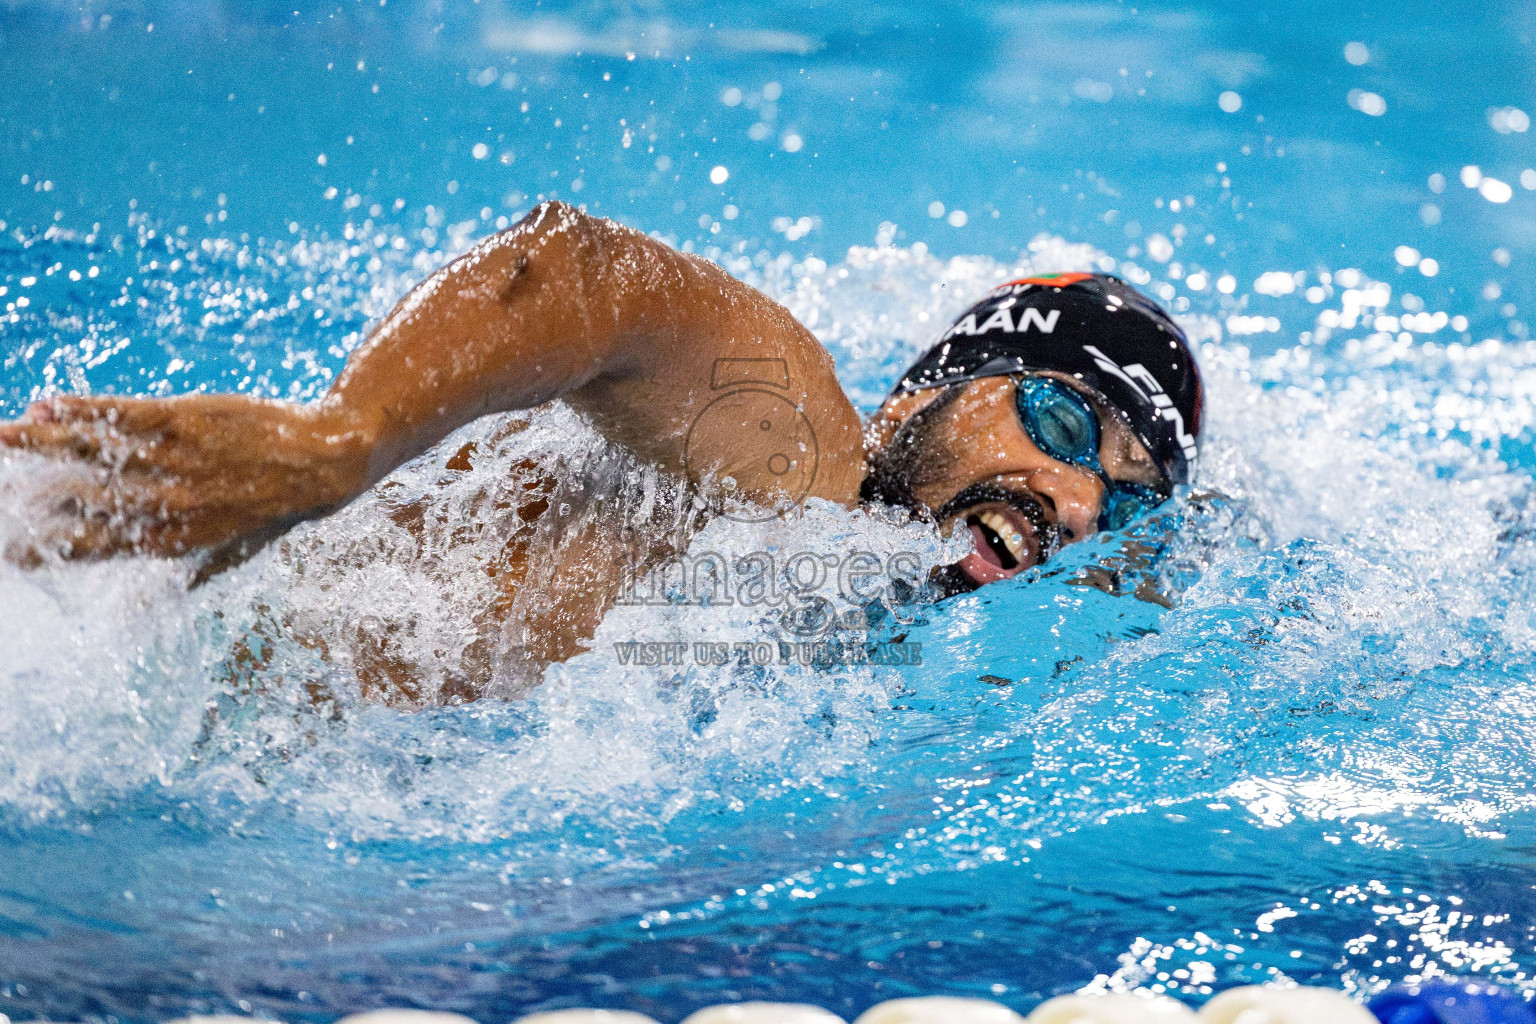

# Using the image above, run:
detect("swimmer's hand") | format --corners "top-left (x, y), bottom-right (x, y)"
top-left (0, 394), bottom-right (373, 563)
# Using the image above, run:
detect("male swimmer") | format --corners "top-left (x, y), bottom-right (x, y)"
top-left (0, 201), bottom-right (1202, 698)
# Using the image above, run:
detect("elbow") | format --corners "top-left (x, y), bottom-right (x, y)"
top-left (509, 199), bottom-right (603, 253)
top-left (499, 199), bottom-right (632, 335)
top-left (490, 199), bottom-right (611, 300)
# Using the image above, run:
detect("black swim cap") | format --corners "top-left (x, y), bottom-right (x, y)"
top-left (889, 272), bottom-right (1204, 485)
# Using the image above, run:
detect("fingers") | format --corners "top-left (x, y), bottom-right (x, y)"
top-left (0, 392), bottom-right (327, 564)
top-left (2, 395), bottom-right (294, 473)
top-left (3, 466), bottom-right (137, 560)
top-left (0, 419), bottom-right (110, 461)
top-left (28, 394), bottom-right (172, 430)
top-left (0, 419), bottom-right (179, 474)
top-left (1, 397), bottom-right (186, 473)
top-left (3, 394), bottom-right (172, 437)
top-left (0, 459), bottom-right (195, 561)
top-left (10, 489), bottom-right (210, 561)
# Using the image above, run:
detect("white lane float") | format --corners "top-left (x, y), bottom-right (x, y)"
top-left (681, 1003), bottom-right (847, 1023)
top-left (853, 997), bottom-right (1025, 1023)
top-left (1026, 992), bottom-right (1201, 1023)
top-left (1198, 986), bottom-right (1377, 1024)
top-left (338, 1013), bottom-right (481, 1024)
top-left (511, 1011), bottom-right (661, 1023)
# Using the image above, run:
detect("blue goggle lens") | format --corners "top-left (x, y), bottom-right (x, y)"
top-left (1030, 390), bottom-right (1097, 462)
top-left (1015, 376), bottom-right (1170, 533)
top-left (1016, 378), bottom-right (1099, 463)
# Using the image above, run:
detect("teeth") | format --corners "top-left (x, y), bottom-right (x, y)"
top-left (977, 510), bottom-right (1027, 562)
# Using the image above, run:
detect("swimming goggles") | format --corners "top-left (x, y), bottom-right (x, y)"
top-left (1013, 375), bottom-right (1171, 532)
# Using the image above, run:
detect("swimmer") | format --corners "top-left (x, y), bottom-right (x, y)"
top-left (0, 201), bottom-right (1202, 698)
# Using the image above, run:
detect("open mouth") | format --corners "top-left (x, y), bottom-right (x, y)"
top-left (935, 484), bottom-right (1058, 587)
top-left (956, 503), bottom-right (1039, 584)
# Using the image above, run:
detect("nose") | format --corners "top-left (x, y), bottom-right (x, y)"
top-left (1025, 465), bottom-right (1103, 543)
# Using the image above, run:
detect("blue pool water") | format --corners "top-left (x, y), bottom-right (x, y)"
top-left (4, 1), bottom-right (1536, 1021)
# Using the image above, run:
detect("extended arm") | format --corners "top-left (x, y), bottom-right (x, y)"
top-left (0, 201), bottom-right (863, 561)
top-left (326, 200), bottom-right (862, 495)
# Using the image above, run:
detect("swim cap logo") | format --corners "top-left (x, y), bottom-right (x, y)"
top-left (683, 358), bottom-right (820, 523)
top-left (1082, 344), bottom-right (1198, 460)
top-left (939, 304), bottom-right (1059, 343)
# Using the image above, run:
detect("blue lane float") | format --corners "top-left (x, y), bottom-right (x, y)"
top-left (1368, 981), bottom-right (1536, 1024)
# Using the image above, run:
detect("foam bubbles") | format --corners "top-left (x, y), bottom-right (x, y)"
top-left (1480, 178), bottom-right (1513, 204)
top-left (1347, 89), bottom-right (1387, 116)
top-left (1489, 107), bottom-right (1530, 134)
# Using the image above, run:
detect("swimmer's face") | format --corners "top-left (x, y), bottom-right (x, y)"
top-left (864, 375), bottom-right (1166, 589)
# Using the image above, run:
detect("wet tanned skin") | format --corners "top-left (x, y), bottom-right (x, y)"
top-left (0, 201), bottom-right (1159, 700)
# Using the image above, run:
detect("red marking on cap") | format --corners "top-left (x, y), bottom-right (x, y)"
top-left (999, 271), bottom-right (1095, 288)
